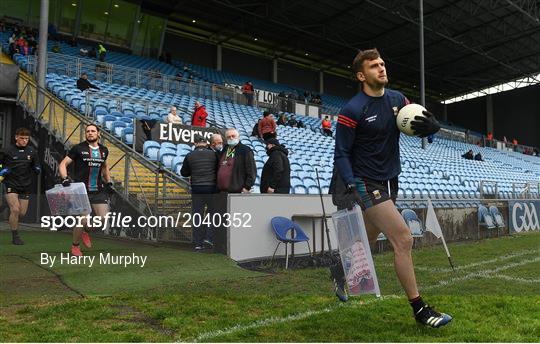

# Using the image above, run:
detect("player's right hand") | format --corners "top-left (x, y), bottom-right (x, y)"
top-left (61, 177), bottom-right (71, 187)
top-left (345, 183), bottom-right (364, 209)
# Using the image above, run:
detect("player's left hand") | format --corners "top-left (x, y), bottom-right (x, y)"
top-left (104, 182), bottom-right (115, 195)
top-left (411, 110), bottom-right (441, 137)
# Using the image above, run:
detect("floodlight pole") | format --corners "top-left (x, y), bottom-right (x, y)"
top-left (419, 0), bottom-right (427, 150)
top-left (36, 0), bottom-right (49, 116)
top-left (36, 0), bottom-right (49, 221)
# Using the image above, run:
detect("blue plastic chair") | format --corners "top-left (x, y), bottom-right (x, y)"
top-left (478, 205), bottom-right (496, 229)
top-left (401, 209), bottom-right (424, 237)
top-left (489, 206), bottom-right (505, 229)
top-left (270, 217), bottom-right (311, 269)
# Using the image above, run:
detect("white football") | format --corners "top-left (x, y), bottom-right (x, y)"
top-left (396, 103), bottom-right (427, 136)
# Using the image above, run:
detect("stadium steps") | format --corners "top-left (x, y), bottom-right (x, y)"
top-left (16, 71), bottom-right (192, 241)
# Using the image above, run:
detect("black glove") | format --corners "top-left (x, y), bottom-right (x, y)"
top-left (61, 177), bottom-right (71, 187)
top-left (410, 110), bottom-right (440, 138)
top-left (344, 183), bottom-right (364, 210)
top-left (104, 182), bottom-right (114, 195)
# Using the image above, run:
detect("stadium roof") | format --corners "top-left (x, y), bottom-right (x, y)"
top-left (136, 0), bottom-right (540, 102)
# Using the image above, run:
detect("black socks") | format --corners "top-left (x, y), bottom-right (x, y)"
top-left (409, 295), bottom-right (426, 314)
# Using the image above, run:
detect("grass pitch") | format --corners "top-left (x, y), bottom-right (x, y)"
top-left (0, 226), bottom-right (539, 342)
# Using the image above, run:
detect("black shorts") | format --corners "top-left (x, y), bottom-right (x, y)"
top-left (4, 185), bottom-right (31, 200)
top-left (353, 176), bottom-right (398, 210)
top-left (88, 191), bottom-right (109, 204)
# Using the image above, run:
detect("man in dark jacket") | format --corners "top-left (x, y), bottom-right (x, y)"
top-left (217, 128), bottom-right (256, 193)
top-left (462, 149), bottom-right (474, 160)
top-left (181, 134), bottom-right (218, 250)
top-left (260, 138), bottom-right (290, 194)
top-left (76, 73), bottom-right (100, 92)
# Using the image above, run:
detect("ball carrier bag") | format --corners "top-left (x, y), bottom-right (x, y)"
top-left (328, 166), bottom-right (382, 299)
top-left (331, 205), bottom-right (381, 297)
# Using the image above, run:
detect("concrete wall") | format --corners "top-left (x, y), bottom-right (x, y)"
top-left (227, 194), bottom-right (338, 262)
top-left (226, 195), bottom-right (514, 262)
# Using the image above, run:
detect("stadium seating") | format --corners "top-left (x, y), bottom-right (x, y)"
top-left (41, 71), bottom-right (540, 200)
top-left (5, 31), bottom-right (538, 202)
top-left (0, 30), bottom-right (349, 116)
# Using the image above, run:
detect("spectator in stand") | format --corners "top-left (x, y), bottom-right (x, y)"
top-left (217, 128), bottom-right (256, 194)
top-left (68, 36), bottom-right (77, 47)
top-left (258, 111), bottom-right (277, 141)
top-left (76, 73), bottom-right (100, 91)
top-left (165, 52), bottom-right (172, 64)
top-left (8, 41), bottom-right (19, 57)
top-left (461, 149), bottom-right (474, 160)
top-left (277, 113), bottom-right (287, 126)
top-left (474, 152), bottom-right (483, 161)
top-left (16, 36), bottom-right (25, 49)
top-left (287, 114), bottom-right (298, 127)
top-left (79, 47), bottom-right (88, 56)
top-left (166, 106), bottom-right (182, 124)
top-left (175, 71), bottom-right (183, 81)
top-left (88, 47), bottom-right (97, 58)
top-left (98, 43), bottom-right (106, 62)
top-left (21, 41), bottom-right (32, 56)
top-left (486, 131), bottom-right (493, 147)
top-left (251, 119), bottom-right (262, 138)
top-left (158, 53), bottom-right (165, 62)
top-left (512, 138), bottom-right (518, 146)
top-left (241, 81), bottom-right (254, 106)
top-left (27, 35), bottom-right (37, 49)
top-left (260, 138), bottom-right (291, 194)
top-left (322, 116), bottom-right (332, 136)
top-left (191, 101), bottom-right (208, 127)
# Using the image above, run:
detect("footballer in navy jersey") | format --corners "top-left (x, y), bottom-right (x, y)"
top-left (331, 49), bottom-right (450, 328)
top-left (59, 124), bottom-right (112, 256)
top-left (0, 127), bottom-right (41, 245)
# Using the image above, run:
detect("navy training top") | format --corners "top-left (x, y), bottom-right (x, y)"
top-left (334, 88), bottom-right (409, 184)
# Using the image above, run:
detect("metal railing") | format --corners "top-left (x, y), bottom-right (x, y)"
top-left (511, 181), bottom-right (540, 199)
top-left (25, 53), bottom-right (259, 107)
top-left (16, 71), bottom-right (193, 242)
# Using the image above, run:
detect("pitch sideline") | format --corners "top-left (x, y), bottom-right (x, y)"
top-left (187, 255), bottom-right (540, 342)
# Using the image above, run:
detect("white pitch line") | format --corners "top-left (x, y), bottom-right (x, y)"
top-left (486, 274), bottom-right (540, 284)
top-left (184, 295), bottom-right (400, 343)
top-left (379, 249), bottom-right (538, 273)
top-left (421, 256), bottom-right (540, 290)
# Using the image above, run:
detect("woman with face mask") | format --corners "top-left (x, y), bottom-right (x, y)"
top-left (216, 128), bottom-right (257, 194)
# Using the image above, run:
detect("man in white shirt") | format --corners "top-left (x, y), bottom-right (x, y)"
top-left (167, 106), bottom-right (182, 124)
